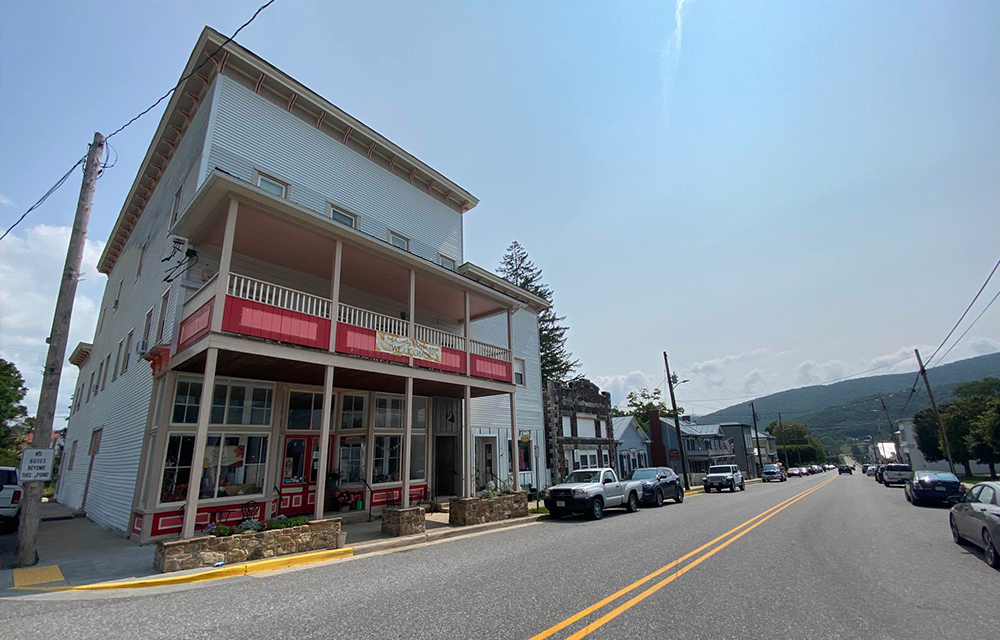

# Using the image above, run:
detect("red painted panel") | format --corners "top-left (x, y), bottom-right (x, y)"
top-left (149, 502), bottom-right (265, 537)
top-left (470, 354), bottom-right (513, 383)
top-left (131, 513), bottom-right (143, 535)
top-left (334, 323), bottom-right (408, 364)
top-left (222, 296), bottom-right (330, 350)
top-left (414, 347), bottom-right (467, 375)
top-left (177, 298), bottom-right (213, 352)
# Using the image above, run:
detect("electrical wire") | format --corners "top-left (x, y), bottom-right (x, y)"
top-left (924, 255), bottom-right (1000, 368)
top-left (105, 0), bottom-right (277, 141)
top-left (932, 287), bottom-right (1000, 368)
top-left (0, 156), bottom-right (86, 241)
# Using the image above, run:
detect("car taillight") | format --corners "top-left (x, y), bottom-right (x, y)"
top-left (11, 490), bottom-right (21, 505)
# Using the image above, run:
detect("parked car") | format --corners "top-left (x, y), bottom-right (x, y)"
top-left (630, 467), bottom-right (684, 506)
top-left (808, 465), bottom-right (821, 474)
top-left (949, 481), bottom-right (1000, 569)
top-left (838, 465), bottom-right (853, 475)
top-left (882, 463), bottom-right (913, 487)
top-left (824, 463), bottom-right (836, 471)
top-left (787, 467), bottom-right (802, 477)
top-left (866, 465), bottom-right (877, 477)
top-left (0, 466), bottom-right (23, 531)
top-left (544, 468), bottom-right (642, 519)
top-left (861, 464), bottom-right (869, 474)
top-left (905, 471), bottom-right (963, 505)
top-left (875, 465), bottom-right (886, 483)
top-left (703, 465), bottom-right (745, 493)
top-left (762, 464), bottom-right (787, 482)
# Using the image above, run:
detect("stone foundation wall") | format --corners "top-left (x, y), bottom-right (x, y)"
top-left (380, 507), bottom-right (426, 537)
top-left (449, 492), bottom-right (529, 526)
top-left (154, 517), bottom-right (342, 573)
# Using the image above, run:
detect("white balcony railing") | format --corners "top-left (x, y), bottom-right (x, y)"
top-left (228, 273), bottom-right (332, 319)
top-left (337, 303), bottom-right (409, 337)
top-left (470, 339), bottom-right (512, 363)
top-left (414, 324), bottom-right (466, 351)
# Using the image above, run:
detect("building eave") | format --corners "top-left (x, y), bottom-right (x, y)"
top-left (69, 342), bottom-right (93, 367)
top-left (457, 263), bottom-right (551, 311)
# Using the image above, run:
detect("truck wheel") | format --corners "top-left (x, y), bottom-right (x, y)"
top-left (739, 480), bottom-right (745, 491)
top-left (626, 492), bottom-right (639, 513)
top-left (729, 481), bottom-right (736, 492)
top-left (654, 489), bottom-right (663, 507)
top-left (589, 498), bottom-right (604, 520)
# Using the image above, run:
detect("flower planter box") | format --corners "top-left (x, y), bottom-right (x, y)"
top-left (153, 517), bottom-right (342, 573)
top-left (449, 491), bottom-right (529, 526)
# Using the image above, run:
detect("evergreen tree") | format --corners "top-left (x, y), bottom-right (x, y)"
top-left (496, 241), bottom-right (579, 382)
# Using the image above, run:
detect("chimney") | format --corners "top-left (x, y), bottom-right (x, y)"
top-left (648, 409), bottom-right (668, 467)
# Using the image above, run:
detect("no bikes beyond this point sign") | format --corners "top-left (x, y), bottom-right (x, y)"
top-left (20, 448), bottom-right (55, 482)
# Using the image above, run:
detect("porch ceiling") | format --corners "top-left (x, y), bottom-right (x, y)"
top-left (200, 202), bottom-right (503, 321)
top-left (174, 350), bottom-right (504, 399)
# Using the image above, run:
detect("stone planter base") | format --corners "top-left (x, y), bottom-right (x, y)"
top-left (449, 491), bottom-right (529, 526)
top-left (154, 517), bottom-right (342, 573)
top-left (380, 507), bottom-right (426, 537)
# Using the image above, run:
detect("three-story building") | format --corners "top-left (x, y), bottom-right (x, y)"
top-left (56, 27), bottom-right (548, 541)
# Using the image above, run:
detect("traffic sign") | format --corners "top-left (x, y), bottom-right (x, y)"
top-left (20, 448), bottom-right (55, 482)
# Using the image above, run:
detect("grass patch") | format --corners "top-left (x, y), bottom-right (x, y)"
top-left (528, 506), bottom-right (549, 515)
top-left (958, 475), bottom-right (996, 485)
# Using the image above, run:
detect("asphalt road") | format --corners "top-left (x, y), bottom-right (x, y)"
top-left (2, 471), bottom-right (997, 639)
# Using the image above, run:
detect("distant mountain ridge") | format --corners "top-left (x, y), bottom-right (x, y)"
top-left (694, 352), bottom-right (1000, 448)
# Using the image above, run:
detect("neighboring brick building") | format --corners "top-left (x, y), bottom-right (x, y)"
top-left (543, 378), bottom-right (615, 484)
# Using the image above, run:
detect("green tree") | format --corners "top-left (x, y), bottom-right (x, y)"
top-left (969, 398), bottom-right (1000, 479)
top-left (912, 406), bottom-right (944, 462)
top-left (916, 397), bottom-right (990, 476)
top-left (616, 386), bottom-right (683, 426)
top-left (0, 359), bottom-right (30, 460)
top-left (496, 241), bottom-right (579, 382)
top-left (766, 421), bottom-right (826, 465)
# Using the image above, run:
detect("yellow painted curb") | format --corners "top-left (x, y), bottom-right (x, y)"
top-left (64, 547), bottom-right (354, 591)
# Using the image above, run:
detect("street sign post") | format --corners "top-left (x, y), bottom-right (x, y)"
top-left (669, 448), bottom-right (680, 461)
top-left (19, 448), bottom-right (55, 482)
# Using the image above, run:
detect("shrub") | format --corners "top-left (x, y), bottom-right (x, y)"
top-left (238, 518), bottom-right (263, 533)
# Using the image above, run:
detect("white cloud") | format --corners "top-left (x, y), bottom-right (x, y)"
top-left (742, 369), bottom-right (767, 394)
top-left (966, 336), bottom-right (1000, 356)
top-left (689, 347), bottom-right (769, 375)
top-left (660, 0), bottom-right (690, 125)
top-left (0, 224), bottom-right (105, 419)
top-left (592, 370), bottom-right (659, 406)
top-left (0, 194), bottom-right (15, 207)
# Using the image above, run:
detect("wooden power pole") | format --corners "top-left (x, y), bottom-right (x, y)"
top-left (663, 352), bottom-right (690, 490)
top-left (914, 348), bottom-right (955, 475)
top-left (750, 401), bottom-right (764, 475)
top-left (15, 133), bottom-right (105, 567)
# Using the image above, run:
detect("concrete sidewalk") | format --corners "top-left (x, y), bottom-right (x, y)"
top-left (0, 501), bottom-right (155, 596)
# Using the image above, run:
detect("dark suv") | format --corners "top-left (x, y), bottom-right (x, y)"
top-left (630, 467), bottom-right (684, 506)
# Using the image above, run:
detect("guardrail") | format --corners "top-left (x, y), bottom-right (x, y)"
top-left (414, 324), bottom-right (465, 351)
top-left (337, 303), bottom-right (409, 337)
top-left (228, 273), bottom-right (332, 319)
top-left (469, 339), bottom-right (511, 363)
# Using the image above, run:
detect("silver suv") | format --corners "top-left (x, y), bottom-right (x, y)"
top-left (882, 463), bottom-right (913, 487)
top-left (703, 465), bottom-right (745, 493)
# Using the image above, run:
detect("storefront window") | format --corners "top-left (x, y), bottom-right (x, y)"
top-left (374, 395), bottom-right (403, 429)
top-left (172, 380), bottom-right (202, 424)
top-left (411, 396), bottom-right (428, 430)
top-left (410, 434), bottom-right (426, 481)
top-left (172, 377), bottom-right (273, 426)
top-left (211, 383), bottom-right (228, 424)
top-left (339, 436), bottom-right (365, 483)
top-left (373, 435), bottom-right (401, 483)
top-left (519, 438), bottom-right (533, 472)
top-left (288, 391), bottom-right (319, 430)
top-left (283, 437), bottom-right (306, 484)
top-left (160, 434), bottom-right (195, 502)
top-left (341, 393), bottom-right (366, 429)
top-left (199, 434), bottom-right (268, 499)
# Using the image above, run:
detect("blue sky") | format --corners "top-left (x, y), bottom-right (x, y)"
top-left (1, 1), bottom-right (998, 418)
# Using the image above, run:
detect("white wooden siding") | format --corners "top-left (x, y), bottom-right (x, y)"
top-left (205, 75), bottom-right (463, 265)
top-left (55, 81), bottom-right (216, 533)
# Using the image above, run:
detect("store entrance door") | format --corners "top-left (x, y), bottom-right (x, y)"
top-left (277, 434), bottom-right (333, 515)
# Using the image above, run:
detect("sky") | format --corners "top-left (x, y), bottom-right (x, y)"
top-left (1, 1), bottom-right (998, 423)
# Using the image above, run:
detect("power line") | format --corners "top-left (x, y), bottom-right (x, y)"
top-left (932, 287), bottom-right (1000, 368)
top-left (0, 156), bottom-right (86, 241)
top-left (925, 255), bottom-right (1000, 368)
top-left (105, 0), bottom-right (276, 141)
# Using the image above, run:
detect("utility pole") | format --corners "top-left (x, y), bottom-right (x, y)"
top-left (879, 397), bottom-right (906, 465)
top-left (750, 401), bottom-right (764, 476)
top-left (15, 133), bottom-right (105, 567)
top-left (915, 348), bottom-right (955, 475)
top-left (663, 352), bottom-right (689, 490)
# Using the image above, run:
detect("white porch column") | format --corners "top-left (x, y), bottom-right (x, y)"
top-left (140, 371), bottom-right (176, 540)
top-left (328, 239), bottom-right (342, 352)
top-left (314, 365), bottom-right (335, 520)
top-left (464, 385), bottom-right (473, 497)
top-left (210, 198), bottom-right (239, 333)
top-left (130, 376), bottom-right (161, 517)
top-left (181, 348), bottom-right (218, 538)
top-left (510, 391), bottom-right (520, 492)
top-left (407, 269), bottom-right (416, 365)
top-left (463, 291), bottom-right (471, 376)
top-left (401, 376), bottom-right (414, 507)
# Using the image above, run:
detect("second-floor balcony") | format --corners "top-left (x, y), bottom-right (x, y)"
top-left (173, 171), bottom-right (524, 385)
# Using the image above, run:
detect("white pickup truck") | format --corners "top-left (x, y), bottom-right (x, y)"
top-left (543, 467), bottom-right (642, 519)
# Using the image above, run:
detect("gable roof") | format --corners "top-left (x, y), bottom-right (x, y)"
top-left (613, 416), bottom-right (650, 442)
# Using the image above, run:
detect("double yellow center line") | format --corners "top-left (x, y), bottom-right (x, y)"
top-left (529, 475), bottom-right (838, 640)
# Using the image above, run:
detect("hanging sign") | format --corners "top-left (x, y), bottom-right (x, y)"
top-left (375, 331), bottom-right (442, 363)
